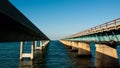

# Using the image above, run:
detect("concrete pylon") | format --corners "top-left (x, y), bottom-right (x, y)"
top-left (95, 44), bottom-right (119, 67)
top-left (71, 41), bottom-right (78, 51)
top-left (20, 41), bottom-right (35, 61)
top-left (77, 42), bottom-right (91, 56)
top-left (35, 41), bottom-right (42, 50)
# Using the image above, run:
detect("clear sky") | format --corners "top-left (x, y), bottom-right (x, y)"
top-left (9, 0), bottom-right (120, 40)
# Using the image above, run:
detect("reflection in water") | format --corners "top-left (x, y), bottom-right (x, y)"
top-left (19, 60), bottom-right (33, 68)
top-left (19, 49), bottom-right (44, 68)
top-left (65, 46), bottom-right (92, 68)
top-left (34, 49), bottom-right (44, 68)
top-left (1, 41), bottom-right (120, 68)
top-left (19, 41), bottom-right (120, 68)
top-left (19, 41), bottom-right (93, 68)
top-left (44, 41), bottom-right (73, 68)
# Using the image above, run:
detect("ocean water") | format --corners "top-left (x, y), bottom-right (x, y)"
top-left (0, 41), bottom-right (37, 68)
top-left (0, 42), bottom-right (20, 68)
top-left (44, 41), bottom-right (73, 68)
top-left (0, 41), bottom-right (120, 68)
top-left (0, 41), bottom-right (90, 68)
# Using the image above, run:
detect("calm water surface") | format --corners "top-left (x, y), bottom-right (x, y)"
top-left (0, 41), bottom-right (91, 68)
top-left (0, 41), bottom-right (120, 68)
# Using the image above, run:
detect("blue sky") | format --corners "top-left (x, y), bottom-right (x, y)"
top-left (9, 0), bottom-right (120, 40)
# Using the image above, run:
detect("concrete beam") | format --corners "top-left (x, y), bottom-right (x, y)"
top-left (77, 42), bottom-right (91, 56)
top-left (95, 44), bottom-right (119, 67)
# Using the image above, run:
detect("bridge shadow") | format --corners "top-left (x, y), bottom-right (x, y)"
top-left (64, 45), bottom-right (119, 68)
top-left (95, 51), bottom-right (119, 68)
top-left (65, 45), bottom-right (91, 68)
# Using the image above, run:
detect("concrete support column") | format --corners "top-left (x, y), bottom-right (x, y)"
top-left (20, 41), bottom-right (35, 61)
top-left (31, 41), bottom-right (35, 60)
top-left (20, 41), bottom-right (23, 61)
top-left (35, 41), bottom-right (37, 49)
top-left (40, 41), bottom-right (43, 46)
top-left (66, 41), bottom-right (72, 49)
top-left (95, 44), bottom-right (118, 68)
top-left (35, 41), bottom-right (43, 50)
top-left (78, 42), bottom-right (91, 56)
top-left (71, 41), bottom-right (78, 51)
top-left (41, 40), bottom-right (50, 50)
top-left (67, 41), bottom-right (70, 46)
top-left (116, 45), bottom-right (120, 66)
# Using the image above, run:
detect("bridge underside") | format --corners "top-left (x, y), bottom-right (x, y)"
top-left (65, 28), bottom-right (120, 45)
top-left (0, 1), bottom-right (49, 42)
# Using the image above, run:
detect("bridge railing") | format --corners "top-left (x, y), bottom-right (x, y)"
top-left (92, 18), bottom-right (120, 33)
top-left (67, 18), bottom-right (120, 38)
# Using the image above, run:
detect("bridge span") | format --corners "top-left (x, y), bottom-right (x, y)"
top-left (1, 0), bottom-right (120, 68)
top-left (60, 18), bottom-right (120, 67)
top-left (0, 0), bottom-right (50, 61)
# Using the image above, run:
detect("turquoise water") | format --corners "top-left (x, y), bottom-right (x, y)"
top-left (0, 41), bottom-right (119, 68)
top-left (0, 41), bottom-right (90, 68)
top-left (0, 42), bottom-right (19, 68)
top-left (44, 41), bottom-right (73, 68)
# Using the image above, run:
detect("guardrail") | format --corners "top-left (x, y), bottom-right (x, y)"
top-left (67, 18), bottom-right (120, 38)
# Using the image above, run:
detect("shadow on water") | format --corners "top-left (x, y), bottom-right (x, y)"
top-left (19, 41), bottom-right (94, 68)
top-left (19, 40), bottom-right (73, 68)
top-left (65, 46), bottom-right (92, 68)
top-left (1, 41), bottom-right (119, 68)
top-left (44, 40), bottom-right (73, 68)
top-left (64, 44), bottom-right (119, 68)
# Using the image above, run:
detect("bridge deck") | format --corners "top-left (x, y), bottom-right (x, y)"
top-left (0, 1), bottom-right (49, 42)
top-left (66, 18), bottom-right (120, 39)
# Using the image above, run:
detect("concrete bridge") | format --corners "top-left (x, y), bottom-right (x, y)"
top-left (1, 0), bottom-right (120, 68)
top-left (0, 0), bottom-right (49, 61)
top-left (60, 18), bottom-right (120, 67)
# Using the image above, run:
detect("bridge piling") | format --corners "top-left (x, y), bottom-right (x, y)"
top-left (20, 40), bottom-right (49, 61)
top-left (71, 41), bottom-right (78, 51)
top-left (20, 41), bottom-right (35, 61)
top-left (116, 45), bottom-right (120, 66)
top-left (95, 44), bottom-right (119, 67)
top-left (35, 41), bottom-right (42, 50)
top-left (77, 42), bottom-right (91, 56)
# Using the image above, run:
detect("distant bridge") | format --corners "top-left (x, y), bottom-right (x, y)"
top-left (64, 18), bottom-right (120, 44)
top-left (61, 18), bottom-right (120, 67)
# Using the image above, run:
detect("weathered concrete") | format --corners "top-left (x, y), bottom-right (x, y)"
top-left (35, 41), bottom-right (42, 50)
top-left (71, 41), bottom-right (78, 51)
top-left (95, 44), bottom-right (119, 68)
top-left (77, 42), bottom-right (91, 56)
top-left (20, 41), bottom-right (35, 61)
top-left (20, 40), bottom-right (49, 61)
top-left (60, 40), bottom-right (91, 56)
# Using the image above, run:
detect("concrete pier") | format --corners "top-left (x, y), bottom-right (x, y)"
top-left (20, 40), bottom-right (49, 61)
top-left (35, 41), bottom-right (42, 50)
top-left (60, 40), bottom-right (91, 56)
top-left (77, 42), bottom-right (91, 56)
top-left (20, 41), bottom-right (35, 61)
top-left (61, 40), bottom-right (119, 67)
top-left (71, 41), bottom-right (78, 51)
top-left (95, 44), bottom-right (119, 67)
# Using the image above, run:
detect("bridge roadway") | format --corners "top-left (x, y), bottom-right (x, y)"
top-left (0, 1), bottom-right (49, 61)
top-left (60, 18), bottom-right (120, 68)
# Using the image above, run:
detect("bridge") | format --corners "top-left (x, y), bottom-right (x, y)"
top-left (1, 0), bottom-right (120, 68)
top-left (60, 18), bottom-right (120, 67)
top-left (0, 0), bottom-right (49, 61)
